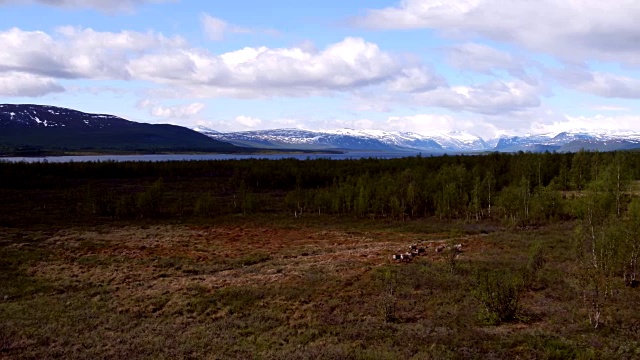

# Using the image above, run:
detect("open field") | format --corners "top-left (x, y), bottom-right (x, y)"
top-left (3, 216), bottom-right (640, 359)
top-left (3, 153), bottom-right (640, 358)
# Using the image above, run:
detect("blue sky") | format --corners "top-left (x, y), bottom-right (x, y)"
top-left (1, 0), bottom-right (640, 139)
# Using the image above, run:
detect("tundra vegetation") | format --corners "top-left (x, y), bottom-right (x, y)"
top-left (2, 150), bottom-right (640, 359)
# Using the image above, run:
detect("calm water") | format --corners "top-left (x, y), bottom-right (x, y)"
top-left (0, 151), bottom-right (442, 163)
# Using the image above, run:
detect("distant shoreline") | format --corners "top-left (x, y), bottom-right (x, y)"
top-left (0, 148), bottom-right (346, 158)
top-left (0, 151), bottom-right (438, 163)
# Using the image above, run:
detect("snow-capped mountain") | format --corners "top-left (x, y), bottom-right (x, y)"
top-left (0, 104), bottom-right (240, 154)
top-left (5, 103), bottom-right (640, 154)
top-left (192, 125), bottom-right (220, 135)
top-left (203, 128), bottom-right (421, 151)
top-left (493, 133), bottom-right (558, 152)
top-left (0, 104), bottom-right (132, 129)
top-left (415, 130), bottom-right (489, 152)
top-left (494, 130), bottom-right (640, 152)
top-left (203, 128), bottom-right (489, 152)
top-left (203, 127), bottom-right (640, 153)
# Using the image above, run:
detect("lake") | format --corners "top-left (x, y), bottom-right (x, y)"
top-left (0, 151), bottom-right (444, 163)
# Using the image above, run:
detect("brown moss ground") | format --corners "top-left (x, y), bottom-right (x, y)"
top-left (2, 218), bottom-right (640, 359)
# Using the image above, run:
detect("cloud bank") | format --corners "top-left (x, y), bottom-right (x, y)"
top-left (0, 0), bottom-right (176, 13)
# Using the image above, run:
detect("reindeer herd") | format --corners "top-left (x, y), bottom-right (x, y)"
top-left (391, 242), bottom-right (463, 263)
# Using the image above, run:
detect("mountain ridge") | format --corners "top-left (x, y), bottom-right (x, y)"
top-left (3, 103), bottom-right (640, 154)
top-left (201, 128), bottom-right (487, 152)
top-left (0, 104), bottom-right (243, 155)
top-left (203, 128), bottom-right (640, 153)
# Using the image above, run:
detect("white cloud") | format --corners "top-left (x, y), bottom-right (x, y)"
top-left (0, 26), bottom-right (543, 118)
top-left (355, 0), bottom-right (640, 66)
top-left (128, 37), bottom-right (441, 97)
top-left (384, 113), bottom-right (503, 139)
top-left (66, 85), bottom-right (129, 96)
top-left (349, 75), bottom-right (542, 116)
top-left (0, 27), bottom-right (447, 102)
top-left (0, 27), bottom-right (185, 80)
top-left (387, 66), bottom-right (446, 92)
top-left (201, 14), bottom-right (251, 41)
top-left (0, 72), bottom-right (64, 96)
top-left (137, 100), bottom-right (205, 118)
top-left (446, 43), bottom-right (535, 83)
top-left (555, 67), bottom-right (640, 99)
top-left (0, 28), bottom-right (441, 98)
top-left (387, 114), bottom-right (458, 133)
top-left (271, 118), bottom-right (302, 128)
top-left (0, 0), bottom-right (176, 13)
top-left (151, 103), bottom-right (205, 118)
top-left (349, 92), bottom-right (396, 112)
top-left (590, 105), bottom-right (630, 112)
top-left (234, 115), bottom-right (262, 127)
top-left (580, 73), bottom-right (640, 99)
top-left (413, 80), bottom-right (540, 115)
top-left (530, 114), bottom-right (640, 134)
top-left (195, 116), bottom-right (303, 133)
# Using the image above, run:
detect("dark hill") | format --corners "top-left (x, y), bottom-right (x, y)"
top-left (0, 104), bottom-right (243, 155)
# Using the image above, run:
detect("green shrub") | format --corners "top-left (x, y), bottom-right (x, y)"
top-left (523, 241), bottom-right (546, 288)
top-left (115, 194), bottom-right (136, 219)
top-left (193, 193), bottom-right (216, 217)
top-left (528, 242), bottom-right (546, 273)
top-left (137, 178), bottom-right (166, 218)
top-left (376, 268), bottom-right (397, 323)
top-left (474, 269), bottom-right (523, 324)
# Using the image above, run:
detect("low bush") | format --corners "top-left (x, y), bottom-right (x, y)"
top-left (473, 269), bottom-right (523, 324)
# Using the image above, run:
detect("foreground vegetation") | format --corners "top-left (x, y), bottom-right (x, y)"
top-left (2, 151), bottom-right (640, 359)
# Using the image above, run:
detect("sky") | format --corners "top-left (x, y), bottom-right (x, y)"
top-left (2, 0), bottom-right (640, 139)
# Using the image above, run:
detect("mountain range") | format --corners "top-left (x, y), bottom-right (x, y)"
top-left (196, 127), bottom-right (640, 153)
top-left (2, 104), bottom-right (640, 155)
top-left (0, 104), bottom-right (242, 155)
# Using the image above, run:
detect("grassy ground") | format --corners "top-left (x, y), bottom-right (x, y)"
top-left (2, 215), bottom-right (640, 359)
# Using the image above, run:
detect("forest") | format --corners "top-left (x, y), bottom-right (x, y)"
top-left (2, 150), bottom-right (639, 224)
top-left (2, 150), bottom-right (640, 358)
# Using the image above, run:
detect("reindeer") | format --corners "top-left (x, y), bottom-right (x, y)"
top-left (400, 253), bottom-right (414, 262)
top-left (392, 253), bottom-right (414, 263)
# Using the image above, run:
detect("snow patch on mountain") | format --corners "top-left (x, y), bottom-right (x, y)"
top-left (492, 129), bottom-right (640, 152)
top-left (203, 128), bottom-right (490, 152)
top-left (0, 104), bottom-right (127, 129)
top-left (200, 126), bottom-right (640, 153)
top-left (5, 103), bottom-right (640, 153)
top-left (322, 128), bottom-right (488, 151)
top-left (192, 125), bottom-right (220, 134)
top-left (413, 130), bottom-right (488, 151)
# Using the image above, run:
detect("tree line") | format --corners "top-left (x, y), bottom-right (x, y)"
top-left (1, 150), bottom-right (639, 225)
